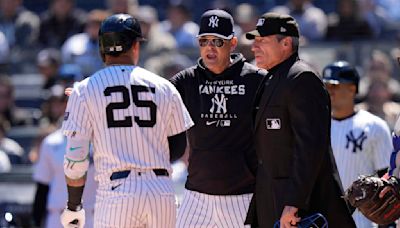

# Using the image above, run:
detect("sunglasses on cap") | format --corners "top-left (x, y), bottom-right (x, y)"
top-left (198, 38), bottom-right (225, 47)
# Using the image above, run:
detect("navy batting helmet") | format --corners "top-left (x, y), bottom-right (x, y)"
top-left (99, 14), bottom-right (144, 56)
top-left (322, 61), bottom-right (360, 93)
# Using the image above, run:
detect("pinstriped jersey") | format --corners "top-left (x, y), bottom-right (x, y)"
top-left (331, 110), bottom-right (392, 190)
top-left (331, 109), bottom-right (392, 227)
top-left (62, 65), bottom-right (194, 182)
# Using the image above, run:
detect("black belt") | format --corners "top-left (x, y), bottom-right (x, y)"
top-left (110, 169), bottom-right (169, 180)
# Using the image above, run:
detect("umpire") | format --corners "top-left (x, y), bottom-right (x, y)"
top-left (244, 13), bottom-right (356, 227)
top-left (170, 9), bottom-right (267, 228)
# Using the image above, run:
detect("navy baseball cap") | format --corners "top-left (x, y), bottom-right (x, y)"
top-left (322, 61), bottom-right (360, 93)
top-left (246, 12), bottom-right (299, 40)
top-left (322, 61), bottom-right (360, 85)
top-left (198, 9), bottom-right (234, 39)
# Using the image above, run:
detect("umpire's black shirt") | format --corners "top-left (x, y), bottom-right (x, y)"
top-left (170, 53), bottom-right (266, 195)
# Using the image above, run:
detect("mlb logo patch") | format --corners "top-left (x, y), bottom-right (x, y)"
top-left (266, 118), bottom-right (281, 130)
top-left (220, 120), bottom-right (231, 127)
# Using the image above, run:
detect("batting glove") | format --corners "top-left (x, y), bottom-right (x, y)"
top-left (60, 206), bottom-right (85, 228)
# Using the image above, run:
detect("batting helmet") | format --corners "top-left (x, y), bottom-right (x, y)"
top-left (99, 14), bottom-right (144, 56)
top-left (322, 61), bottom-right (360, 93)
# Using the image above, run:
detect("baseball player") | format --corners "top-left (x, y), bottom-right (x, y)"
top-left (322, 61), bottom-right (393, 227)
top-left (32, 129), bottom-right (97, 228)
top-left (170, 9), bottom-right (267, 228)
top-left (60, 14), bottom-right (193, 228)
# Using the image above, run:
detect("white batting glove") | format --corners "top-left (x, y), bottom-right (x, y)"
top-left (60, 207), bottom-right (85, 228)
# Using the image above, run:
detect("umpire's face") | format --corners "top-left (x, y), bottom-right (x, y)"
top-left (198, 35), bottom-right (237, 74)
top-left (251, 34), bottom-right (291, 70)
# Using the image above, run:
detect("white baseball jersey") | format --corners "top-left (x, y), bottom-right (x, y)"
top-left (33, 130), bottom-right (96, 228)
top-left (62, 65), bottom-right (193, 228)
top-left (331, 109), bottom-right (392, 228)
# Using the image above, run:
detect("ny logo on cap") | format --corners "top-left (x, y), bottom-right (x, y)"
top-left (208, 16), bottom-right (219, 28)
top-left (324, 68), bottom-right (332, 77)
top-left (256, 18), bottom-right (265, 26)
top-left (280, 27), bottom-right (287, 32)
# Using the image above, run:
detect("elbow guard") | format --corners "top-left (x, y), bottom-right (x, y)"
top-left (64, 137), bottom-right (90, 180)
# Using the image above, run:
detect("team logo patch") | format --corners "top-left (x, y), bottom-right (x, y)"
top-left (210, 94), bottom-right (227, 114)
top-left (346, 130), bottom-right (367, 153)
top-left (324, 68), bottom-right (332, 77)
top-left (256, 18), bottom-right (265, 26)
top-left (280, 27), bottom-right (287, 32)
top-left (208, 16), bottom-right (219, 28)
top-left (266, 118), bottom-right (281, 130)
top-left (64, 112), bottom-right (69, 121)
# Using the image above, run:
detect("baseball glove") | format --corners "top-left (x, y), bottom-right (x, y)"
top-left (344, 175), bottom-right (400, 225)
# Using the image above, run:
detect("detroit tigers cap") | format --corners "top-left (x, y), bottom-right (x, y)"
top-left (198, 9), bottom-right (234, 40)
top-left (246, 12), bottom-right (299, 40)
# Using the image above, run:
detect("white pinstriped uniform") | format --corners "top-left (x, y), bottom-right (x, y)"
top-left (177, 190), bottom-right (252, 228)
top-left (331, 110), bottom-right (392, 228)
top-left (33, 130), bottom-right (97, 228)
top-left (62, 65), bottom-right (194, 228)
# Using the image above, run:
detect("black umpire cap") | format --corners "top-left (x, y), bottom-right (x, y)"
top-left (246, 12), bottom-right (299, 40)
top-left (198, 9), bottom-right (234, 40)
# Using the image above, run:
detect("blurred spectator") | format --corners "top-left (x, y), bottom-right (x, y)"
top-left (144, 51), bottom-right (193, 79)
top-left (0, 148), bottom-right (10, 172)
top-left (0, 75), bottom-right (32, 126)
top-left (0, 0), bottom-right (39, 48)
top-left (359, 49), bottom-right (400, 99)
top-left (376, 0), bottom-right (400, 22)
top-left (271, 0), bottom-right (328, 42)
top-left (358, 0), bottom-right (390, 38)
top-left (160, 4), bottom-right (199, 49)
top-left (133, 5), bottom-right (176, 66)
top-left (234, 3), bottom-right (260, 37)
top-left (61, 9), bottom-right (109, 77)
top-left (58, 63), bottom-right (83, 83)
top-left (39, 0), bottom-right (86, 48)
top-left (37, 48), bottom-right (62, 90)
top-left (0, 116), bottom-right (24, 164)
top-left (0, 30), bottom-right (9, 70)
top-left (357, 78), bottom-right (400, 130)
top-left (326, 0), bottom-right (374, 41)
top-left (106, 0), bottom-right (138, 14)
top-left (236, 33), bottom-right (255, 64)
top-left (38, 84), bottom-right (68, 129)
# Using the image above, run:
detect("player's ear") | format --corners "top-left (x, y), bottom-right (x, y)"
top-left (132, 41), bottom-right (140, 65)
top-left (229, 37), bottom-right (238, 52)
top-left (349, 84), bottom-right (357, 94)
